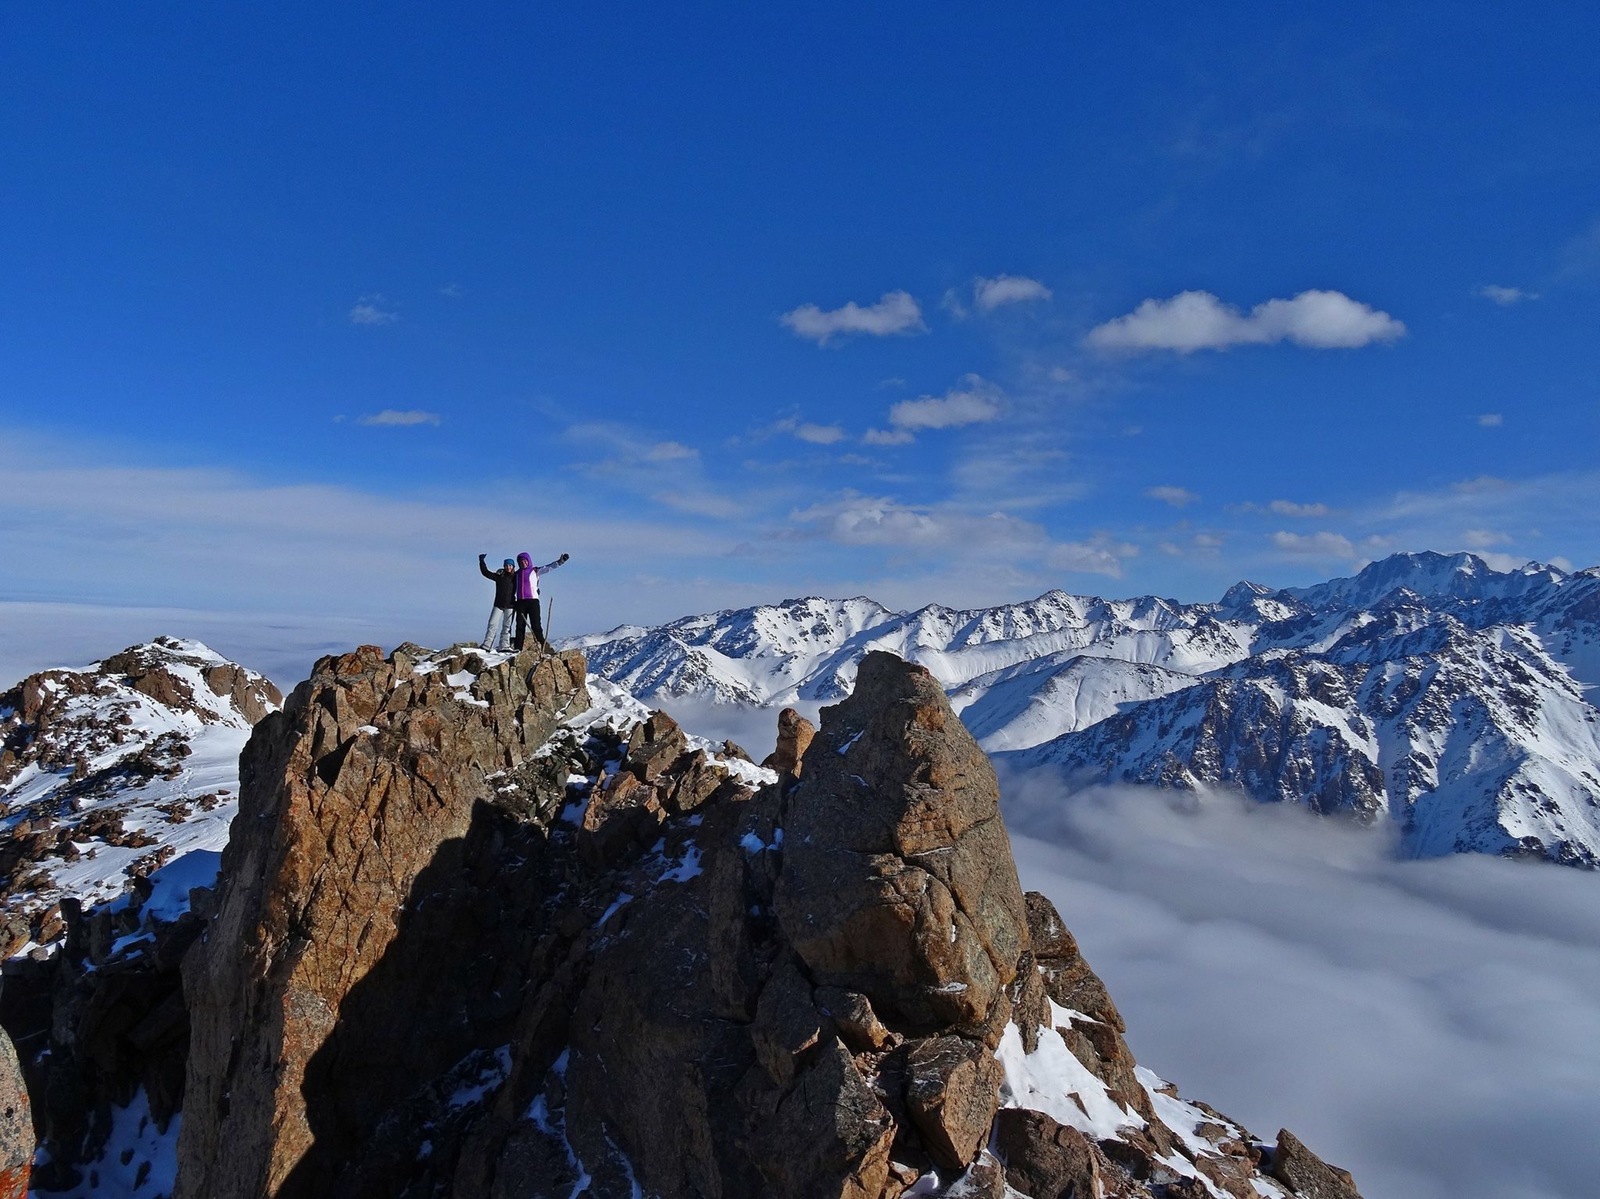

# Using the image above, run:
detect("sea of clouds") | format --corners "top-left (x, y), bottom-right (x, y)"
top-left (998, 768), bottom-right (1600, 1199)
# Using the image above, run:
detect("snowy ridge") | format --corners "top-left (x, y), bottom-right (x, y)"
top-left (574, 552), bottom-right (1600, 866)
top-left (0, 637), bottom-right (281, 954)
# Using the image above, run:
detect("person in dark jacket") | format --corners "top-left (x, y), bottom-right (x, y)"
top-left (478, 555), bottom-right (519, 651)
top-left (512, 550), bottom-right (569, 650)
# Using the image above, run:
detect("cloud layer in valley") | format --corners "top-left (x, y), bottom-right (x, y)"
top-left (1000, 774), bottom-right (1600, 1199)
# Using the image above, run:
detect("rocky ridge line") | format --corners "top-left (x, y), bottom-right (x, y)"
top-left (158, 643), bottom-right (1360, 1198)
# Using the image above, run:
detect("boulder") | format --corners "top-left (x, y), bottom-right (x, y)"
top-left (762, 707), bottom-right (816, 776)
top-left (776, 653), bottom-right (1028, 1031)
top-left (992, 1108), bottom-right (1102, 1199)
top-left (1269, 1129), bottom-right (1363, 1199)
top-left (903, 1034), bottom-right (1005, 1170)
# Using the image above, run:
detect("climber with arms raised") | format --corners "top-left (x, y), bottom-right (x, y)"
top-left (512, 550), bottom-right (569, 651)
top-left (477, 555), bottom-right (520, 651)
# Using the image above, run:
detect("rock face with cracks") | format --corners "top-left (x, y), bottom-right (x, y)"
top-left (146, 644), bottom-right (1362, 1198)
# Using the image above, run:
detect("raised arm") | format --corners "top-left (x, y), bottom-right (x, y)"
top-left (536, 553), bottom-right (571, 575)
top-left (478, 554), bottom-right (497, 580)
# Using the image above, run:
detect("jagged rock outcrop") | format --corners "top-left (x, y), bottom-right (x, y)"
top-left (761, 707), bottom-right (815, 775)
top-left (0, 879), bottom-right (202, 1194)
top-left (776, 654), bottom-right (1028, 1031)
top-left (175, 642), bottom-right (589, 1198)
top-left (0, 1028), bottom-right (30, 1199)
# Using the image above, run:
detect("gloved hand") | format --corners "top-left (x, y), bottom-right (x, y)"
top-left (559, 553), bottom-right (570, 564)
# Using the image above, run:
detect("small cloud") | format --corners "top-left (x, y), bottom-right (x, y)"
top-left (773, 418), bottom-right (847, 446)
top-left (1476, 413), bottom-right (1504, 427)
top-left (357, 410), bottom-right (440, 427)
top-left (1087, 289), bottom-right (1405, 354)
top-left (644, 441), bottom-right (697, 462)
top-left (793, 422), bottom-right (846, 445)
top-left (1193, 532), bottom-right (1223, 550)
top-left (973, 274), bottom-right (1053, 311)
top-left (1268, 499), bottom-right (1331, 517)
top-left (1046, 366), bottom-right (1076, 384)
top-left (885, 374), bottom-right (1003, 437)
top-left (940, 288), bottom-right (969, 320)
top-left (863, 427), bottom-right (916, 446)
top-left (440, 283), bottom-right (463, 298)
top-left (1452, 475), bottom-right (1511, 494)
top-left (1271, 529), bottom-right (1356, 558)
top-left (1145, 485), bottom-right (1199, 508)
top-left (1462, 528), bottom-right (1511, 548)
top-left (349, 294), bottom-right (399, 326)
top-left (780, 290), bottom-right (926, 345)
top-left (1474, 284), bottom-right (1536, 305)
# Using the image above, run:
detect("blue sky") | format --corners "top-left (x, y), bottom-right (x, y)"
top-left (4, 3), bottom-right (1599, 679)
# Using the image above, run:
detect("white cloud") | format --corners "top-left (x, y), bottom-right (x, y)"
top-left (1462, 528), bottom-right (1511, 549)
top-left (1000, 779), bottom-right (1600, 1199)
top-left (1146, 485), bottom-right (1199, 508)
top-left (794, 423), bottom-right (846, 445)
top-left (1474, 284), bottom-right (1537, 305)
top-left (886, 374), bottom-right (1004, 434)
top-left (780, 290), bottom-right (926, 344)
top-left (357, 409), bottom-right (440, 427)
top-left (349, 295), bottom-right (399, 325)
top-left (1268, 499), bottom-right (1331, 518)
top-left (1087, 289), bottom-right (1406, 353)
top-left (973, 274), bottom-right (1053, 311)
top-left (1477, 413), bottom-right (1504, 427)
top-left (790, 493), bottom-right (1134, 577)
top-left (773, 419), bottom-right (847, 445)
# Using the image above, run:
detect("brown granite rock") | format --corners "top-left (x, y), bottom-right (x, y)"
top-left (903, 1034), bottom-right (1005, 1170)
top-left (1269, 1128), bottom-right (1363, 1199)
top-left (762, 707), bottom-right (817, 776)
top-left (776, 652), bottom-right (1028, 1031)
top-left (993, 1107), bottom-right (1103, 1199)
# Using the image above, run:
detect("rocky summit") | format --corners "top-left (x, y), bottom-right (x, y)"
top-left (3, 640), bottom-right (1362, 1198)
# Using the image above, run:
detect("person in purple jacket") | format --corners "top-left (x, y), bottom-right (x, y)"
top-left (512, 550), bottom-right (569, 650)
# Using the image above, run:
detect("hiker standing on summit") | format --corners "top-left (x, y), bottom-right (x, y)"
top-left (477, 555), bottom-right (519, 651)
top-left (512, 550), bottom-right (569, 651)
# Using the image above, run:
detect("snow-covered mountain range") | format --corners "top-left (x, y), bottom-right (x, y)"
top-left (570, 552), bottom-right (1600, 866)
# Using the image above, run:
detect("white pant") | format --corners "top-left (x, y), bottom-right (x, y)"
top-left (482, 606), bottom-right (515, 651)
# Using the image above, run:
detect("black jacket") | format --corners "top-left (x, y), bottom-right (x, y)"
top-left (479, 557), bottom-right (518, 607)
